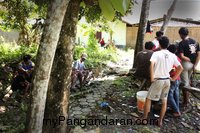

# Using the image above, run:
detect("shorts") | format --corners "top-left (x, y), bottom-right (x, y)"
top-left (147, 79), bottom-right (170, 101)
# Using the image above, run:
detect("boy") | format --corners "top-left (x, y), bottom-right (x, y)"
top-left (177, 27), bottom-right (200, 106)
top-left (135, 41), bottom-right (154, 79)
top-left (167, 45), bottom-right (181, 117)
top-left (143, 36), bottom-right (183, 126)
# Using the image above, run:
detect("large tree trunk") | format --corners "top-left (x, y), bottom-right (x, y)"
top-left (160, 0), bottom-right (178, 34)
top-left (43, 0), bottom-right (81, 132)
top-left (25, 0), bottom-right (69, 133)
top-left (133, 0), bottom-right (151, 68)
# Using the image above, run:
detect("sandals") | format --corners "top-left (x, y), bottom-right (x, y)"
top-left (173, 112), bottom-right (181, 117)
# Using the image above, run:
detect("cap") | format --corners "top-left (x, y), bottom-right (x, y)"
top-left (81, 53), bottom-right (87, 59)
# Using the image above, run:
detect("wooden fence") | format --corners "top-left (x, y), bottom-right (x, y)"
top-left (126, 26), bottom-right (200, 49)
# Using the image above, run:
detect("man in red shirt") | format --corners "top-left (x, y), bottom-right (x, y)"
top-left (167, 45), bottom-right (181, 117)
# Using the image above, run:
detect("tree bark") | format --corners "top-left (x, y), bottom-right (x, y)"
top-left (43, 0), bottom-right (81, 132)
top-left (25, 0), bottom-right (69, 133)
top-left (133, 0), bottom-right (151, 68)
top-left (160, 0), bottom-right (178, 34)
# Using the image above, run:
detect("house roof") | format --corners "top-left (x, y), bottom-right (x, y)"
top-left (122, 0), bottom-right (200, 25)
top-left (129, 17), bottom-right (200, 27)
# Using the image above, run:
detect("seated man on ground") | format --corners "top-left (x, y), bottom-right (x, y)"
top-left (11, 55), bottom-right (35, 96)
top-left (167, 45), bottom-right (181, 117)
top-left (135, 41), bottom-right (154, 80)
top-left (18, 54), bottom-right (35, 82)
top-left (71, 53), bottom-right (89, 89)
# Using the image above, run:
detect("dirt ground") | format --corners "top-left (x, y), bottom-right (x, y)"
top-left (69, 75), bottom-right (200, 133)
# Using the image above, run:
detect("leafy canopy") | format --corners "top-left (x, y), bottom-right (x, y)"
top-left (79, 0), bottom-right (133, 23)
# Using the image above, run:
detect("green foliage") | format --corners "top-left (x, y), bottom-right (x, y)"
top-left (86, 29), bottom-right (99, 53)
top-left (98, 0), bottom-right (132, 21)
top-left (79, 0), bottom-right (133, 23)
top-left (73, 44), bottom-right (86, 61)
top-left (74, 29), bottom-right (118, 69)
top-left (0, 0), bottom-right (37, 30)
top-left (0, 0), bottom-right (47, 45)
top-left (111, 76), bottom-right (138, 99)
top-left (110, 0), bottom-right (131, 15)
top-left (83, 5), bottom-right (102, 23)
top-left (0, 42), bottom-right (38, 66)
top-left (98, 0), bottom-right (115, 21)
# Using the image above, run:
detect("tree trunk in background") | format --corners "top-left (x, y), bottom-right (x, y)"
top-left (133, 0), bottom-right (151, 68)
top-left (160, 0), bottom-right (178, 34)
top-left (43, 0), bottom-right (81, 132)
top-left (25, 0), bottom-right (69, 133)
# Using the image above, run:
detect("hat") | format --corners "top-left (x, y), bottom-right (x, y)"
top-left (81, 53), bottom-right (87, 59)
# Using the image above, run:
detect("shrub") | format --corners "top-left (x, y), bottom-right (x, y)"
top-left (0, 42), bottom-right (38, 66)
top-left (74, 29), bottom-right (118, 69)
top-left (73, 44), bottom-right (86, 61)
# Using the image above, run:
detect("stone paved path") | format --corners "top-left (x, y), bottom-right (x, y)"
top-left (69, 79), bottom-right (114, 119)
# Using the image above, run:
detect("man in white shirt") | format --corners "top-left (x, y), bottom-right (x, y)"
top-left (71, 53), bottom-right (89, 89)
top-left (143, 36), bottom-right (183, 127)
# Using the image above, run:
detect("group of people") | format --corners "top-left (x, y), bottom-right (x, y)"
top-left (135, 27), bottom-right (200, 126)
top-left (8, 27), bottom-right (199, 127)
top-left (11, 53), bottom-right (89, 95)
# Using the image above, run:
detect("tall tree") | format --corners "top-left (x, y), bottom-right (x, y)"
top-left (43, 0), bottom-right (81, 132)
top-left (133, 0), bottom-right (151, 68)
top-left (160, 0), bottom-right (178, 34)
top-left (0, 0), bottom-right (46, 45)
top-left (25, 0), bottom-right (69, 132)
top-left (43, 0), bottom-right (133, 132)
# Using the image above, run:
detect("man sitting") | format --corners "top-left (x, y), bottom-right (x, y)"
top-left (18, 54), bottom-right (35, 82)
top-left (71, 53), bottom-right (89, 89)
top-left (11, 55), bottom-right (35, 96)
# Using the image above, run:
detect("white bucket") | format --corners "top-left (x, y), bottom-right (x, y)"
top-left (136, 91), bottom-right (148, 113)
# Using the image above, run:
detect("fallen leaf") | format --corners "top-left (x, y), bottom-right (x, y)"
top-left (197, 103), bottom-right (200, 110)
top-left (164, 119), bottom-right (169, 122)
top-left (130, 113), bottom-right (139, 118)
top-left (181, 122), bottom-right (190, 128)
top-left (123, 111), bottom-right (127, 114)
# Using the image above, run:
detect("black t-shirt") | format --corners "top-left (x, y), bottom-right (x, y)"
top-left (135, 50), bottom-right (153, 79)
top-left (178, 38), bottom-right (200, 64)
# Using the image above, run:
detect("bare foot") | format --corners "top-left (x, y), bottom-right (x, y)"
top-left (158, 119), bottom-right (163, 127)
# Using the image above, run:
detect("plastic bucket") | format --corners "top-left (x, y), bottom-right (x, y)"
top-left (136, 91), bottom-right (148, 113)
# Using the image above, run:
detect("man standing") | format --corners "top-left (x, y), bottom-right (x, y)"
top-left (143, 36), bottom-right (183, 127)
top-left (152, 31), bottom-right (164, 51)
top-left (177, 27), bottom-right (200, 106)
top-left (135, 41), bottom-right (154, 79)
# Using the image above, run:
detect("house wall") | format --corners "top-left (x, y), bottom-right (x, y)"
top-left (76, 19), bottom-right (127, 48)
top-left (94, 21), bottom-right (127, 47)
top-left (110, 21), bottom-right (126, 47)
top-left (0, 29), bottom-right (19, 43)
top-left (127, 26), bottom-right (200, 49)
